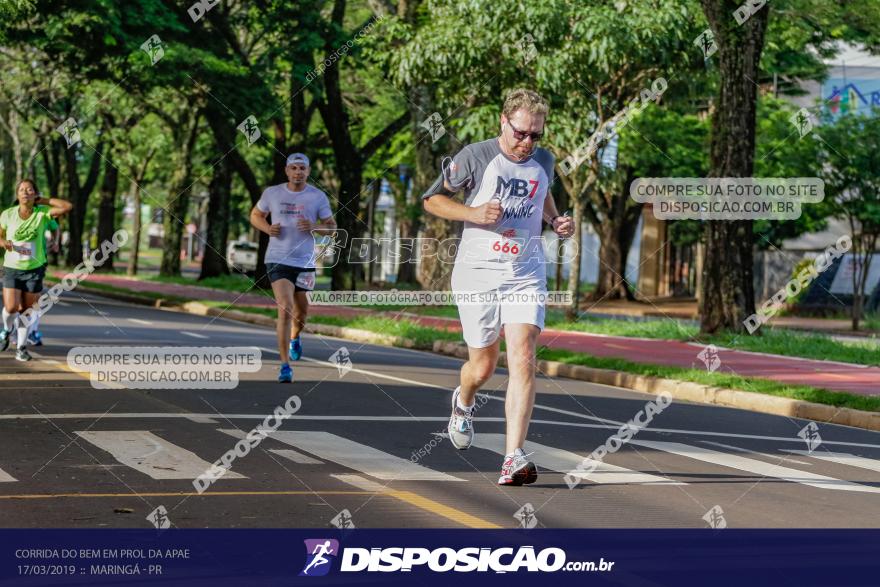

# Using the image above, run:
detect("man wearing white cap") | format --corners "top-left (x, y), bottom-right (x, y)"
top-left (250, 153), bottom-right (336, 383)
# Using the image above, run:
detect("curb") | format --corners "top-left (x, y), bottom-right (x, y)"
top-left (65, 281), bottom-right (880, 433)
top-left (430, 341), bottom-right (880, 433)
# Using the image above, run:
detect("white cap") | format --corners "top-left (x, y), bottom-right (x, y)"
top-left (286, 153), bottom-right (310, 167)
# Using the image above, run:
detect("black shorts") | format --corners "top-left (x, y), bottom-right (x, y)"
top-left (2, 265), bottom-right (46, 294)
top-left (266, 263), bottom-right (316, 292)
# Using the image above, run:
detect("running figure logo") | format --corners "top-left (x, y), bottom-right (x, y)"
top-left (703, 505), bottom-right (727, 529)
top-left (237, 115), bottom-right (261, 146)
top-left (694, 29), bottom-right (717, 59)
top-left (790, 108), bottom-right (813, 138)
top-left (517, 33), bottom-right (538, 64)
top-left (140, 35), bottom-right (165, 65)
top-left (146, 505), bottom-right (171, 530)
top-left (697, 344), bottom-right (721, 373)
top-left (421, 112), bottom-right (446, 143)
top-left (328, 347), bottom-right (353, 378)
top-left (56, 117), bottom-right (81, 148)
top-left (299, 539), bottom-right (339, 577)
top-left (798, 421), bottom-right (822, 452)
top-left (330, 509), bottom-right (355, 529)
top-left (514, 503), bottom-right (538, 529)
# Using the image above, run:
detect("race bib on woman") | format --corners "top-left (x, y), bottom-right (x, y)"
top-left (295, 271), bottom-right (316, 291)
top-left (6, 240), bottom-right (34, 265)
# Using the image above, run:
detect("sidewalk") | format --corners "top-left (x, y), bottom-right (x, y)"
top-left (66, 274), bottom-right (880, 397)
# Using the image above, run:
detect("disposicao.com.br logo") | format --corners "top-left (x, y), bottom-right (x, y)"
top-left (299, 539), bottom-right (339, 577)
top-left (299, 541), bottom-right (614, 575)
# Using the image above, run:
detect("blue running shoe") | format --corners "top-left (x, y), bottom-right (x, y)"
top-left (288, 337), bottom-right (302, 361)
top-left (0, 329), bottom-right (9, 352)
top-left (278, 363), bottom-right (293, 383)
top-left (27, 330), bottom-right (43, 346)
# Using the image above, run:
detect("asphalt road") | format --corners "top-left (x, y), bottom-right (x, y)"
top-left (1, 292), bottom-right (879, 529)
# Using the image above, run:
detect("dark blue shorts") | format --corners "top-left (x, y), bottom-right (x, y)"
top-left (2, 265), bottom-right (46, 294)
top-left (265, 263), bottom-right (316, 292)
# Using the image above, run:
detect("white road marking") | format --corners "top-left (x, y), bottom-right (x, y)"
top-left (783, 449), bottom-right (880, 473)
top-left (269, 449), bottom-right (323, 465)
top-left (631, 440), bottom-right (880, 494)
top-left (127, 318), bottom-right (153, 326)
top-left (699, 441), bottom-right (812, 465)
top-left (185, 415), bottom-right (218, 424)
top-left (0, 467), bottom-right (17, 482)
top-left (240, 430), bottom-right (464, 482)
top-left (332, 474), bottom-right (385, 492)
top-left (215, 429), bottom-right (323, 464)
top-left (1, 413), bottom-right (879, 450)
top-left (471, 434), bottom-right (684, 485)
top-left (295, 353), bottom-right (622, 426)
top-left (182, 331), bottom-right (209, 340)
top-left (75, 430), bottom-right (246, 480)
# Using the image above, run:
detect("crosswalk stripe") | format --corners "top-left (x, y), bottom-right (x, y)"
top-left (700, 441), bottom-right (812, 465)
top-left (631, 440), bottom-right (880, 494)
top-left (783, 449), bottom-right (880, 473)
top-left (471, 434), bottom-right (684, 485)
top-left (227, 430), bottom-right (464, 482)
top-left (269, 449), bottom-right (323, 465)
top-left (76, 431), bottom-right (246, 480)
top-left (0, 467), bottom-right (17, 482)
top-left (216, 429), bottom-right (323, 464)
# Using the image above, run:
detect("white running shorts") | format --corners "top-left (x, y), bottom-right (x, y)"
top-left (454, 282), bottom-right (546, 348)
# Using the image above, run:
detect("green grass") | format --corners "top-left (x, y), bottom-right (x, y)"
top-left (534, 346), bottom-right (880, 413)
top-left (359, 305), bottom-right (461, 319)
top-left (46, 277), bottom-right (192, 305)
top-left (199, 304), bottom-right (461, 348)
top-left (309, 315), bottom-right (461, 348)
top-left (547, 314), bottom-right (696, 339)
top-left (541, 315), bottom-right (879, 367)
top-left (147, 273), bottom-right (258, 293)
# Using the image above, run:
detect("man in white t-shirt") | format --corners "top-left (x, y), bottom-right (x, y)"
top-left (250, 153), bottom-right (336, 383)
top-left (422, 89), bottom-right (574, 485)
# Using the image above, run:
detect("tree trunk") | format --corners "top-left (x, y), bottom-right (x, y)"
top-left (40, 136), bottom-right (63, 197)
top-left (160, 112), bottom-right (200, 277)
top-left (411, 86), bottom-right (455, 290)
top-left (205, 105), bottom-right (267, 286)
top-left (698, 0), bottom-right (768, 334)
top-left (64, 139), bottom-right (104, 267)
top-left (331, 163), bottom-right (365, 290)
top-left (127, 179), bottom-right (142, 277)
top-left (63, 148), bottom-right (84, 267)
top-left (0, 115), bottom-right (13, 198)
top-left (319, 79), bottom-right (364, 290)
top-left (94, 155), bottom-right (119, 272)
top-left (199, 156), bottom-right (232, 280)
top-left (566, 198), bottom-right (585, 320)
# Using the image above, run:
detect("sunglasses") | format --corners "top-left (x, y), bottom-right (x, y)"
top-left (506, 120), bottom-right (544, 142)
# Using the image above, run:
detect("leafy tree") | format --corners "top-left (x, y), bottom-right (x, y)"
top-left (818, 111), bottom-right (880, 330)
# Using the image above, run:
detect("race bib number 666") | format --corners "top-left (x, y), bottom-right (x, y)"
top-left (489, 228), bottom-right (527, 261)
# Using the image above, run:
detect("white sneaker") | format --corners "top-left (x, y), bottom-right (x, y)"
top-left (447, 387), bottom-right (474, 450)
top-left (498, 448), bottom-right (538, 486)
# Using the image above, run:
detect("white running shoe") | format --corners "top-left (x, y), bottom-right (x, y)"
top-left (498, 448), bottom-right (538, 486)
top-left (447, 387), bottom-right (474, 450)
